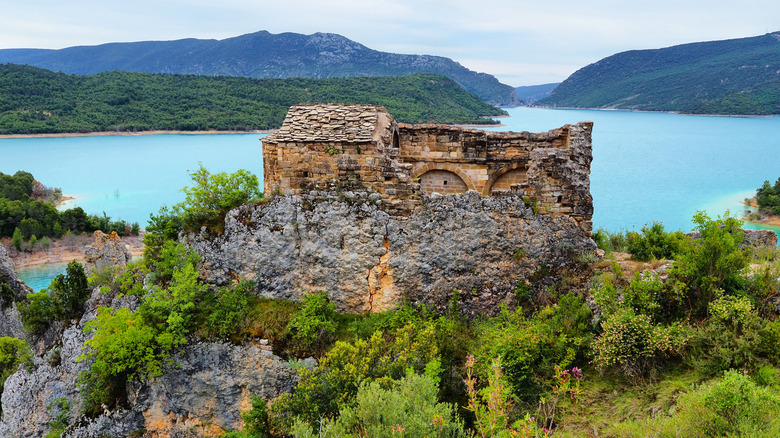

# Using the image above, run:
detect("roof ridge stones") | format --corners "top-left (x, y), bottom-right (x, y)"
top-left (265, 104), bottom-right (391, 144)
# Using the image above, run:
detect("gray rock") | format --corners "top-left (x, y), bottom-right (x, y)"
top-left (187, 189), bottom-right (596, 317)
top-left (0, 245), bottom-right (30, 339)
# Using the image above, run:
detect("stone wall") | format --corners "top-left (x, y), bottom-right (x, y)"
top-left (262, 105), bottom-right (594, 232)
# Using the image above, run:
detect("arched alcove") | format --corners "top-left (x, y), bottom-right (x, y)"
top-left (483, 164), bottom-right (529, 195)
top-left (419, 170), bottom-right (468, 195)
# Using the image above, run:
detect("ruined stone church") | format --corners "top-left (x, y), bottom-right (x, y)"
top-left (262, 104), bottom-right (594, 232)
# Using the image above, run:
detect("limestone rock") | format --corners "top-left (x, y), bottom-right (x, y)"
top-left (83, 231), bottom-right (132, 275)
top-left (186, 189), bottom-right (597, 317)
top-left (0, 245), bottom-right (30, 339)
top-left (0, 285), bottom-right (297, 438)
top-left (0, 244), bottom-right (31, 303)
top-left (685, 228), bottom-right (778, 249)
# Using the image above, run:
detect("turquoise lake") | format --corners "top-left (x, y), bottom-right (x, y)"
top-left (3, 107), bottom-right (780, 289)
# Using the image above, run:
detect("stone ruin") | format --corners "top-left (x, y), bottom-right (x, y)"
top-left (187, 104), bottom-right (597, 315)
top-left (262, 104), bottom-right (594, 233)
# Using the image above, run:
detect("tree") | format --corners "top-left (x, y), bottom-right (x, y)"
top-left (173, 164), bottom-right (262, 233)
top-left (11, 228), bottom-right (22, 251)
top-left (668, 211), bottom-right (749, 318)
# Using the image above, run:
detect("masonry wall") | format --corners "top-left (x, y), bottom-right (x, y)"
top-left (263, 116), bottom-right (593, 232)
top-left (262, 139), bottom-right (419, 215)
top-left (397, 122), bottom-right (594, 233)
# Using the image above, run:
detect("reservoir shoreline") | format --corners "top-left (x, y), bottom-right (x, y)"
top-left (0, 129), bottom-right (274, 139)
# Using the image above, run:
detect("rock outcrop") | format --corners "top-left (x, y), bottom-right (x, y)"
top-left (187, 190), bottom-right (597, 316)
top-left (0, 245), bottom-right (31, 302)
top-left (686, 228), bottom-right (778, 249)
top-left (0, 245), bottom-right (29, 339)
top-left (0, 286), bottom-right (298, 438)
top-left (83, 231), bottom-right (132, 275)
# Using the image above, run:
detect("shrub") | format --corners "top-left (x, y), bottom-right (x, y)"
top-left (626, 221), bottom-right (686, 262)
top-left (271, 322), bottom-right (441, 430)
top-left (689, 296), bottom-right (764, 376)
top-left (0, 336), bottom-right (31, 411)
top-left (293, 373), bottom-right (468, 438)
top-left (286, 291), bottom-right (337, 355)
top-left (609, 370), bottom-right (780, 437)
top-left (205, 281), bottom-right (253, 341)
top-left (472, 296), bottom-right (591, 404)
top-left (19, 260), bottom-right (91, 333)
top-left (592, 307), bottom-right (691, 377)
top-left (668, 211), bottom-right (749, 318)
top-left (173, 164), bottom-right (262, 233)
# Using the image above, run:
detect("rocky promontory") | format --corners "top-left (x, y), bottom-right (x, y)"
top-left (187, 189), bottom-right (597, 317)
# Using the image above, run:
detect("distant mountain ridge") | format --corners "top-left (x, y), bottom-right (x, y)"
top-left (514, 83), bottom-right (559, 103)
top-left (538, 32), bottom-right (780, 115)
top-left (0, 31), bottom-right (519, 106)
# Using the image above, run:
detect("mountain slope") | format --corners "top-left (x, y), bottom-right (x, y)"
top-left (0, 64), bottom-right (505, 134)
top-left (0, 31), bottom-right (519, 106)
top-left (538, 32), bottom-right (780, 115)
top-left (514, 83), bottom-right (559, 103)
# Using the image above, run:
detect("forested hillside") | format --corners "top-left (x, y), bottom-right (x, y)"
top-left (0, 31), bottom-right (520, 106)
top-left (539, 32), bottom-right (780, 115)
top-left (0, 64), bottom-right (505, 134)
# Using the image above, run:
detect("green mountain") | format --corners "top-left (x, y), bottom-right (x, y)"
top-left (0, 31), bottom-right (519, 107)
top-left (0, 64), bottom-right (505, 135)
top-left (538, 32), bottom-right (780, 115)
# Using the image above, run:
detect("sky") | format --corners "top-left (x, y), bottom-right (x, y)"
top-left (2, 0), bottom-right (779, 86)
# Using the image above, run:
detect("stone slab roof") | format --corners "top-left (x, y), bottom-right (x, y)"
top-left (264, 104), bottom-right (389, 143)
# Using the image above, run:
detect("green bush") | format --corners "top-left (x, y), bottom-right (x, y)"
top-left (668, 211), bottom-right (749, 318)
top-left (592, 307), bottom-right (691, 377)
top-left (18, 260), bottom-right (90, 335)
top-left (292, 373), bottom-right (468, 438)
top-left (472, 296), bottom-right (592, 404)
top-left (690, 296), bottom-right (765, 376)
top-left (610, 370), bottom-right (780, 437)
top-left (626, 221), bottom-right (686, 262)
top-left (0, 336), bottom-right (31, 412)
top-left (79, 255), bottom-right (207, 413)
top-left (172, 164), bottom-right (262, 233)
top-left (286, 292), bottom-right (337, 355)
top-left (271, 322), bottom-right (441, 431)
top-left (205, 281), bottom-right (253, 341)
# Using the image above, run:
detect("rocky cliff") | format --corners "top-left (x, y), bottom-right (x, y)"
top-left (0, 285), bottom-right (298, 438)
top-left (186, 190), bottom-right (597, 316)
top-left (0, 235), bottom-right (298, 438)
top-left (0, 245), bottom-right (29, 339)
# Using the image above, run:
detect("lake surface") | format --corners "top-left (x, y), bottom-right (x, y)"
top-left (4, 108), bottom-right (780, 289)
top-left (0, 133), bottom-right (267, 226)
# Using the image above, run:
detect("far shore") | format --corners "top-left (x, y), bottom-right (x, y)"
top-left (4, 234), bottom-right (145, 270)
top-left (0, 129), bottom-right (275, 139)
top-left (740, 197), bottom-right (780, 226)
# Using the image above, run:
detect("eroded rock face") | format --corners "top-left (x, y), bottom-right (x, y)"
top-left (0, 245), bottom-right (29, 339)
top-left (0, 286), bottom-right (298, 438)
top-left (186, 190), bottom-right (597, 316)
top-left (83, 231), bottom-right (132, 275)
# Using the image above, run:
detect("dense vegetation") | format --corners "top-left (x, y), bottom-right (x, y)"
top-left (755, 177), bottom-right (780, 215)
top-left (0, 171), bottom-right (138, 250)
top-left (0, 31), bottom-right (519, 106)
top-left (539, 32), bottom-right (780, 115)
top-left (0, 64), bottom-right (506, 134)
top-left (7, 166), bottom-right (780, 436)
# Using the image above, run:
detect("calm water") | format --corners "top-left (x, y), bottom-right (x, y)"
top-left (0, 133), bottom-right (267, 226)
top-left (5, 108), bottom-right (780, 288)
top-left (487, 107), bottom-right (780, 233)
